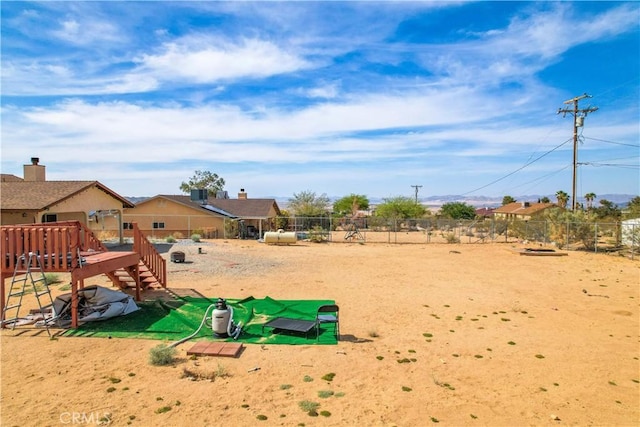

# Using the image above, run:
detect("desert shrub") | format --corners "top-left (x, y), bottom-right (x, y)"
top-left (44, 273), bottom-right (62, 284)
top-left (165, 235), bottom-right (177, 243)
top-left (190, 234), bottom-right (202, 242)
top-left (97, 230), bottom-right (118, 241)
top-left (308, 225), bottom-right (328, 243)
top-left (444, 232), bottom-right (460, 244)
top-left (149, 344), bottom-right (177, 366)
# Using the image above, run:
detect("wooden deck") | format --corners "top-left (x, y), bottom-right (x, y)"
top-left (1, 221), bottom-right (166, 328)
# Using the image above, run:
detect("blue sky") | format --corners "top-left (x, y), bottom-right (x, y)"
top-left (1, 1), bottom-right (638, 202)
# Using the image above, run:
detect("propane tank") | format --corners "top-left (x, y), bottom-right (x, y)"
top-left (212, 298), bottom-right (231, 338)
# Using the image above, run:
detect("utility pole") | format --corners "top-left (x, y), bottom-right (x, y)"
top-left (557, 93), bottom-right (598, 212)
top-left (411, 185), bottom-right (422, 204)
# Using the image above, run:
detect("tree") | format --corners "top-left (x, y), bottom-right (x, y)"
top-left (625, 196), bottom-right (640, 219)
top-left (332, 194), bottom-right (370, 216)
top-left (555, 190), bottom-right (569, 209)
top-left (593, 199), bottom-right (621, 221)
top-left (374, 196), bottom-right (426, 219)
top-left (288, 190), bottom-right (330, 217)
top-left (502, 195), bottom-right (516, 205)
top-left (180, 170), bottom-right (225, 196)
top-left (584, 192), bottom-right (597, 210)
top-left (540, 196), bottom-right (551, 203)
top-left (439, 202), bottom-right (476, 220)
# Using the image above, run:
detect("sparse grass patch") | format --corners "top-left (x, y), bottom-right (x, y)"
top-left (334, 392), bottom-right (345, 397)
top-left (320, 410), bottom-right (332, 417)
top-left (402, 386), bottom-right (412, 392)
top-left (318, 390), bottom-right (334, 398)
top-left (155, 406), bottom-right (172, 414)
top-left (303, 375), bottom-right (313, 382)
top-left (181, 366), bottom-right (216, 382)
top-left (149, 344), bottom-right (177, 366)
top-left (299, 400), bottom-right (320, 415)
top-left (280, 384), bottom-right (293, 390)
top-left (321, 373), bottom-right (336, 382)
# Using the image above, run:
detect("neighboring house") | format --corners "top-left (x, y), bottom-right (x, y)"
top-left (492, 201), bottom-right (556, 221)
top-left (0, 158), bottom-right (134, 242)
top-left (475, 207), bottom-right (495, 218)
top-left (123, 189), bottom-right (281, 239)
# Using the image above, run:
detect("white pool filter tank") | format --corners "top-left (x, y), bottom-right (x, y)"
top-left (212, 298), bottom-right (242, 339)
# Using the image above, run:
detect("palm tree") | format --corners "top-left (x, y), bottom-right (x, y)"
top-left (555, 190), bottom-right (569, 210)
top-left (584, 192), bottom-right (596, 210)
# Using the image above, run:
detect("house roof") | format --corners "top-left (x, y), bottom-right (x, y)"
top-left (0, 181), bottom-right (135, 210)
top-left (1, 174), bottom-right (23, 182)
top-left (493, 202), bottom-right (556, 215)
top-left (475, 207), bottom-right (495, 216)
top-left (142, 195), bottom-right (280, 219)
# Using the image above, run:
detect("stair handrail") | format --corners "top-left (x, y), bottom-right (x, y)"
top-left (132, 223), bottom-right (167, 288)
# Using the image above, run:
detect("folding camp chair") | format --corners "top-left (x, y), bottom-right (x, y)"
top-left (316, 304), bottom-right (339, 341)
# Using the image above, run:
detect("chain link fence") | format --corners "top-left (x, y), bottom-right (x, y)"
top-left (260, 216), bottom-right (638, 259)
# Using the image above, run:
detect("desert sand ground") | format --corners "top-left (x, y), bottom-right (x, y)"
top-left (1, 239), bottom-right (638, 427)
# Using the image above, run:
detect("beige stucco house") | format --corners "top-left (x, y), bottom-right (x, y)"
top-left (123, 190), bottom-right (281, 239)
top-left (493, 201), bottom-right (556, 221)
top-left (0, 158), bottom-right (134, 242)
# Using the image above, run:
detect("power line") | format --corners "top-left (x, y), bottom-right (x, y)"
top-left (461, 138), bottom-right (572, 196)
top-left (583, 136), bottom-right (640, 148)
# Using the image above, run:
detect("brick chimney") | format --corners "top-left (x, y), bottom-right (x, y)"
top-left (238, 188), bottom-right (248, 199)
top-left (24, 157), bottom-right (46, 182)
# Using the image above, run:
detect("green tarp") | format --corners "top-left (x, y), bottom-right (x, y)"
top-left (63, 296), bottom-right (337, 345)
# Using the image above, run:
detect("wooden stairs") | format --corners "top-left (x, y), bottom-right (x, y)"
top-left (107, 260), bottom-right (163, 290)
top-left (105, 223), bottom-right (167, 291)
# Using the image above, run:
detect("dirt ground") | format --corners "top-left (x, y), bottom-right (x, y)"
top-left (1, 240), bottom-right (638, 427)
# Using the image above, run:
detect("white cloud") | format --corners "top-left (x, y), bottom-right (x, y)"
top-left (135, 38), bottom-right (312, 84)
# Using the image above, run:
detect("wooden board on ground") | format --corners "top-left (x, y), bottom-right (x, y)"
top-left (518, 248), bottom-right (568, 256)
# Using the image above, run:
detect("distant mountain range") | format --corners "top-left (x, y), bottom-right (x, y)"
top-left (125, 194), bottom-right (636, 208)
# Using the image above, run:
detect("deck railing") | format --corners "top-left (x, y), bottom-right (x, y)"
top-left (1, 222), bottom-right (91, 272)
top-left (133, 223), bottom-right (167, 288)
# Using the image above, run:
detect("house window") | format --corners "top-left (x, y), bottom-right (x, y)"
top-left (123, 222), bottom-right (134, 230)
top-left (42, 214), bottom-right (57, 223)
top-left (153, 222), bottom-right (165, 229)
